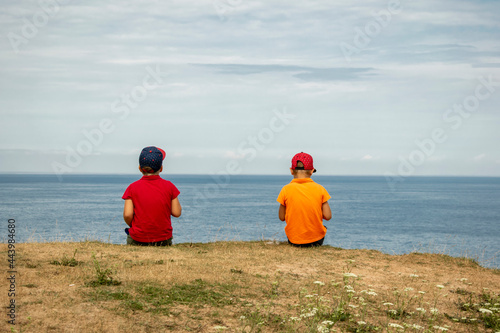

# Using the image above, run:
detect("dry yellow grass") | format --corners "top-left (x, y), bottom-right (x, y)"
top-left (1, 241), bottom-right (499, 332)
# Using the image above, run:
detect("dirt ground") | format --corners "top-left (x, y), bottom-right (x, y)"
top-left (1, 241), bottom-right (499, 332)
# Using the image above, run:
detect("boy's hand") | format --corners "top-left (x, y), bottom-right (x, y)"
top-left (278, 204), bottom-right (286, 221)
top-left (123, 199), bottom-right (134, 226)
top-left (322, 201), bottom-right (332, 221)
top-left (171, 197), bottom-right (182, 217)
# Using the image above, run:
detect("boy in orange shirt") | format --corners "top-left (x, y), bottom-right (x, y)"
top-left (277, 152), bottom-right (332, 247)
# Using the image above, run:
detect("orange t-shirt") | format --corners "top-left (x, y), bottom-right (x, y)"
top-left (277, 178), bottom-right (331, 244)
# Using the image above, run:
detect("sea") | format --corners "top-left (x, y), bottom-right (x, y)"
top-left (1, 174), bottom-right (499, 268)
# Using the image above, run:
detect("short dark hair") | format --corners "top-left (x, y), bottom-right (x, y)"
top-left (141, 166), bottom-right (159, 175)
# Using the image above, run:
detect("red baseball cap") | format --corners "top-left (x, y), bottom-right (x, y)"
top-left (291, 152), bottom-right (316, 173)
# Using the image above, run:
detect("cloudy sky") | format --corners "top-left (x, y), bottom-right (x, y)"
top-left (1, 0), bottom-right (499, 176)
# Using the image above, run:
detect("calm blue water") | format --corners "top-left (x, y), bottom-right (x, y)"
top-left (1, 174), bottom-right (499, 268)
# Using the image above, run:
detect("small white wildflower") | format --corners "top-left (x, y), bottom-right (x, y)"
top-left (418, 291), bottom-right (426, 294)
top-left (343, 272), bottom-right (358, 278)
top-left (388, 323), bottom-right (404, 329)
top-left (239, 316), bottom-right (246, 320)
top-left (388, 309), bottom-right (398, 314)
top-left (322, 320), bottom-right (334, 325)
top-left (348, 304), bottom-right (358, 308)
top-left (346, 289), bottom-right (356, 293)
top-left (433, 326), bottom-right (448, 331)
top-left (416, 307), bottom-right (426, 313)
top-left (317, 326), bottom-right (329, 333)
top-left (411, 324), bottom-right (423, 330)
top-left (357, 321), bottom-right (366, 325)
top-left (314, 281), bottom-right (325, 286)
top-left (430, 308), bottom-right (439, 314)
top-left (479, 308), bottom-right (493, 314)
top-left (460, 278), bottom-right (468, 282)
top-left (436, 285), bottom-right (445, 289)
top-left (305, 294), bottom-right (315, 298)
top-left (361, 289), bottom-right (378, 296)
top-left (410, 274), bottom-right (419, 278)
top-left (404, 287), bottom-right (414, 292)
top-left (289, 316), bottom-right (300, 322)
top-left (213, 326), bottom-right (227, 331)
top-left (383, 302), bottom-right (394, 306)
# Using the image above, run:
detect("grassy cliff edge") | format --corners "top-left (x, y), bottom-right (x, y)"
top-left (2, 241), bottom-right (499, 332)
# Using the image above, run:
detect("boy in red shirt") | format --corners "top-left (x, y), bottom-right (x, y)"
top-left (122, 146), bottom-right (182, 246)
top-left (277, 152), bottom-right (332, 247)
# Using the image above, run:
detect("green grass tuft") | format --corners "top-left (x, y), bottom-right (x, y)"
top-left (85, 253), bottom-right (121, 287)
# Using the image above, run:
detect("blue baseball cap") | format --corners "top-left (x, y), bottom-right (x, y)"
top-left (139, 146), bottom-right (166, 172)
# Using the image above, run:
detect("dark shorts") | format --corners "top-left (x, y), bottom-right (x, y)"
top-left (125, 229), bottom-right (172, 246)
top-left (288, 237), bottom-right (324, 248)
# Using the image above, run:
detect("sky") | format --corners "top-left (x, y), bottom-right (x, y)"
top-left (1, 0), bottom-right (499, 177)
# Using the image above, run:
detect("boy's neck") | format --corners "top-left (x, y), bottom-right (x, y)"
top-left (293, 174), bottom-right (312, 179)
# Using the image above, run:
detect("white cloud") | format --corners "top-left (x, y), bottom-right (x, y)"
top-left (224, 151), bottom-right (245, 160)
top-left (474, 153), bottom-right (486, 161)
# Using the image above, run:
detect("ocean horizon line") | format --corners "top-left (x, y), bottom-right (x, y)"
top-left (1, 172), bottom-right (500, 179)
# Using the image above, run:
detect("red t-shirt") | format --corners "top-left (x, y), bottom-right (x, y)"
top-left (122, 175), bottom-right (180, 243)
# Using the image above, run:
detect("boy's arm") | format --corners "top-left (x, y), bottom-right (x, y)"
top-left (123, 199), bottom-right (134, 226)
top-left (278, 204), bottom-right (286, 221)
top-left (171, 197), bottom-right (182, 217)
top-left (322, 201), bottom-right (332, 221)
